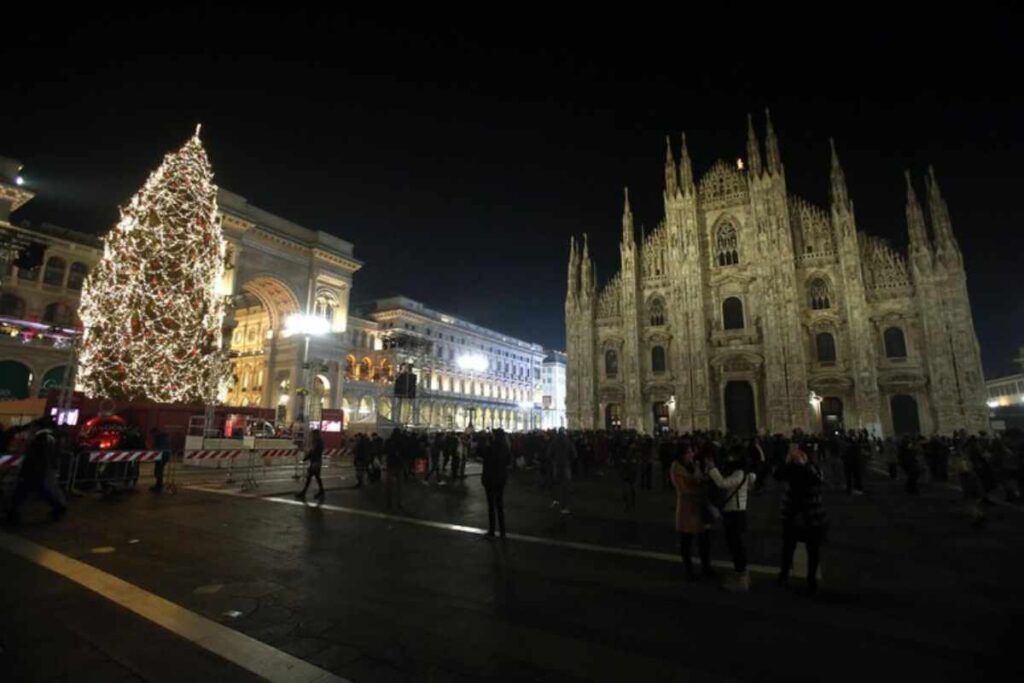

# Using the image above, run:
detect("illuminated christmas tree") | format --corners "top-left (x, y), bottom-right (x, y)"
top-left (77, 127), bottom-right (228, 403)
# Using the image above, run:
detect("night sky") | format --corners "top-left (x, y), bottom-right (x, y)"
top-left (3, 8), bottom-right (1022, 376)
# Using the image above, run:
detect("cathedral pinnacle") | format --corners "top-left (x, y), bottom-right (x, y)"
top-left (746, 113), bottom-right (763, 177)
top-left (622, 186), bottom-right (634, 243)
top-left (828, 137), bottom-right (849, 210)
top-left (664, 135), bottom-right (678, 196)
top-left (567, 236), bottom-right (579, 302)
top-left (926, 165), bottom-right (959, 256)
top-left (679, 132), bottom-right (694, 194)
top-left (765, 108), bottom-right (782, 175)
top-left (905, 170), bottom-right (930, 256)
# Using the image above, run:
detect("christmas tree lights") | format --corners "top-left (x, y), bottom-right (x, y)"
top-left (77, 127), bottom-right (229, 403)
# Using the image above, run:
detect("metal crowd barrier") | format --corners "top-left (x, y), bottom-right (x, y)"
top-left (65, 450), bottom-right (164, 494)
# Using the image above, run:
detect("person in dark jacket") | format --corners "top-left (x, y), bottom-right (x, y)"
top-left (482, 428), bottom-right (511, 537)
top-left (149, 427), bottom-right (172, 493)
top-left (775, 442), bottom-right (827, 595)
top-left (6, 417), bottom-right (67, 524)
top-left (296, 430), bottom-right (325, 500)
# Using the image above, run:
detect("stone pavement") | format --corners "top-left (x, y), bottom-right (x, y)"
top-left (1, 459), bottom-right (1023, 681)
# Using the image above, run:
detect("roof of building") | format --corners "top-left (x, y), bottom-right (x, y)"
top-left (354, 296), bottom-right (545, 353)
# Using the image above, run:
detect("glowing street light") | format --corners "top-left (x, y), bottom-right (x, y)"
top-left (284, 313), bottom-right (330, 438)
top-left (284, 313), bottom-right (331, 338)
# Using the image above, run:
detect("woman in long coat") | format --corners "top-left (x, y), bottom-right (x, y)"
top-left (670, 444), bottom-right (713, 579)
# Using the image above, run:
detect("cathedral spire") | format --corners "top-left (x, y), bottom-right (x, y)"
top-left (566, 236), bottom-right (579, 302)
top-left (926, 165), bottom-right (959, 255)
top-left (664, 135), bottom-right (678, 197)
top-left (678, 131), bottom-right (694, 195)
top-left (828, 138), bottom-right (850, 211)
top-left (905, 170), bottom-right (931, 257)
top-left (622, 186), bottom-right (635, 244)
top-left (764, 108), bottom-right (782, 175)
top-left (581, 233), bottom-right (595, 293)
top-left (746, 113), bottom-right (763, 177)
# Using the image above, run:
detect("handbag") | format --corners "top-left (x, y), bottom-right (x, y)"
top-left (705, 472), bottom-right (747, 523)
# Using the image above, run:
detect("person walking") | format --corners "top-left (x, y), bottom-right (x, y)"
top-left (6, 417), bottom-right (67, 524)
top-left (707, 450), bottom-right (756, 591)
top-left (899, 436), bottom-right (921, 495)
top-left (296, 430), bottom-right (325, 500)
top-left (427, 433), bottom-right (443, 484)
top-left (482, 428), bottom-right (511, 537)
top-left (149, 427), bottom-right (172, 493)
top-left (671, 444), bottom-right (714, 580)
top-left (775, 442), bottom-right (827, 595)
top-left (615, 437), bottom-right (639, 512)
top-left (353, 434), bottom-right (369, 488)
top-left (843, 431), bottom-right (864, 495)
top-left (548, 429), bottom-right (576, 514)
top-left (385, 430), bottom-right (404, 510)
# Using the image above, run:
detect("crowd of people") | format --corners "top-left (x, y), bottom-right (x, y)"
top-left (6, 412), bottom-right (1022, 596)
top-left (323, 425), bottom-right (1024, 595)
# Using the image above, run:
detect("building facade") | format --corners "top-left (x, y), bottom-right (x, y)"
top-left (566, 113), bottom-right (988, 437)
top-left (0, 158), bottom-right (101, 400)
top-left (341, 296), bottom-right (546, 432)
top-left (0, 157), bottom-right (361, 420)
top-left (541, 351), bottom-right (567, 429)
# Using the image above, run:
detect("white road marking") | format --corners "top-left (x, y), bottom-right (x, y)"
top-left (0, 532), bottom-right (349, 683)
top-left (187, 485), bottom-right (789, 577)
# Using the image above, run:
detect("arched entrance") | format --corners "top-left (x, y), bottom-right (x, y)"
top-left (605, 403), bottom-right (622, 430)
top-left (38, 365), bottom-right (67, 397)
top-left (0, 360), bottom-right (31, 399)
top-left (724, 381), bottom-right (756, 436)
top-left (226, 278), bottom-right (300, 408)
top-left (821, 397), bottom-right (844, 434)
top-left (890, 394), bottom-right (921, 436)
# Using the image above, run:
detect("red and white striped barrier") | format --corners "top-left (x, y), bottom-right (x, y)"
top-left (259, 449), bottom-right (300, 458)
top-left (0, 454), bottom-right (24, 468)
top-left (324, 449), bottom-right (344, 458)
top-left (183, 450), bottom-right (244, 461)
top-left (89, 450), bottom-right (164, 463)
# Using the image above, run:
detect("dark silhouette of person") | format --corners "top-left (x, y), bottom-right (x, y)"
top-left (296, 430), bottom-right (325, 499)
top-left (482, 428), bottom-right (511, 537)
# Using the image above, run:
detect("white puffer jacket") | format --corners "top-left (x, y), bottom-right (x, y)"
top-left (708, 467), bottom-right (756, 512)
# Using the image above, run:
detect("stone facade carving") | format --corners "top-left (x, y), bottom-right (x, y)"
top-left (565, 115), bottom-right (988, 436)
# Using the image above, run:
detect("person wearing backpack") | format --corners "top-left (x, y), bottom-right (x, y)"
top-left (707, 446), bottom-right (757, 592)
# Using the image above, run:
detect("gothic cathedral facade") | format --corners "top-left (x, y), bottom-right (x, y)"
top-left (565, 112), bottom-right (988, 437)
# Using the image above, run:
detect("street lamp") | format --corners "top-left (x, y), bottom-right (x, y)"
top-left (284, 313), bottom-right (330, 434)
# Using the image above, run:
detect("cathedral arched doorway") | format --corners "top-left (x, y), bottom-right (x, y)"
top-left (821, 397), bottom-right (844, 434)
top-left (724, 381), bottom-right (756, 436)
top-left (890, 394), bottom-right (921, 436)
top-left (605, 403), bottom-right (622, 430)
